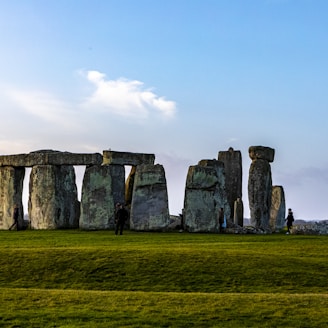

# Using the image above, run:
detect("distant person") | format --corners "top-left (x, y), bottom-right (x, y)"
top-left (9, 204), bottom-right (19, 231)
top-left (285, 208), bottom-right (294, 234)
top-left (115, 203), bottom-right (129, 235)
top-left (218, 207), bottom-right (225, 233)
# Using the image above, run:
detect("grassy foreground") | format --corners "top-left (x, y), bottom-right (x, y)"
top-left (0, 230), bottom-right (327, 327)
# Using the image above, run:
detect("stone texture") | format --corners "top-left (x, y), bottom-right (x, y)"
top-left (233, 198), bottom-right (244, 227)
top-left (0, 149), bottom-right (102, 167)
top-left (218, 147), bottom-right (242, 219)
top-left (109, 165), bottom-right (126, 206)
top-left (80, 165), bottom-right (125, 230)
top-left (130, 164), bottom-right (170, 231)
top-left (270, 186), bottom-right (286, 231)
top-left (0, 166), bottom-right (25, 229)
top-left (28, 165), bottom-right (79, 229)
top-left (291, 220), bottom-right (328, 235)
top-left (248, 146), bottom-right (274, 230)
top-left (198, 159), bottom-right (230, 220)
top-left (249, 146), bottom-right (275, 162)
top-left (184, 161), bottom-right (229, 232)
top-left (103, 150), bottom-right (155, 166)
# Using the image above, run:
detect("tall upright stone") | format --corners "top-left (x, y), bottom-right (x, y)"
top-left (0, 166), bottom-right (25, 230)
top-left (198, 159), bottom-right (230, 221)
top-left (218, 148), bottom-right (242, 219)
top-left (233, 198), bottom-right (244, 227)
top-left (28, 165), bottom-right (79, 229)
top-left (80, 164), bottom-right (125, 230)
top-left (184, 160), bottom-right (229, 232)
top-left (270, 185), bottom-right (286, 231)
top-left (248, 146), bottom-right (275, 230)
top-left (130, 164), bottom-right (170, 231)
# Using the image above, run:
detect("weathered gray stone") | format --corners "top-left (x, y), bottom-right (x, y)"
top-left (130, 164), bottom-right (170, 231)
top-left (28, 165), bottom-right (79, 229)
top-left (103, 150), bottom-right (155, 166)
top-left (198, 159), bottom-right (230, 220)
top-left (0, 166), bottom-right (25, 230)
top-left (80, 165), bottom-right (125, 230)
top-left (109, 165), bottom-right (126, 206)
top-left (249, 146), bottom-right (275, 162)
top-left (248, 155), bottom-right (273, 230)
top-left (233, 198), bottom-right (244, 227)
top-left (0, 150), bottom-right (102, 167)
top-left (291, 220), bottom-right (328, 235)
top-left (184, 162), bottom-right (229, 232)
top-left (270, 186), bottom-right (286, 231)
top-left (218, 148), bottom-right (242, 219)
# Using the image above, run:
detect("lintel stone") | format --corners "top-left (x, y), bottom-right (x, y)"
top-left (248, 146), bottom-right (275, 162)
top-left (102, 150), bottom-right (155, 166)
top-left (0, 150), bottom-right (103, 167)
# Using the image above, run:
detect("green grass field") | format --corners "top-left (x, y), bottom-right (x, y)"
top-left (0, 230), bottom-right (327, 327)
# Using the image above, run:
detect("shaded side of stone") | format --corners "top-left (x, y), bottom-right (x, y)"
top-left (218, 148), bottom-right (242, 219)
top-left (103, 150), bottom-right (155, 166)
top-left (0, 166), bottom-right (25, 229)
top-left (80, 165), bottom-right (123, 230)
top-left (248, 159), bottom-right (272, 229)
top-left (108, 165), bottom-right (126, 206)
top-left (270, 185), bottom-right (286, 231)
top-left (233, 198), bottom-right (244, 227)
top-left (130, 164), bottom-right (170, 231)
top-left (28, 165), bottom-right (79, 229)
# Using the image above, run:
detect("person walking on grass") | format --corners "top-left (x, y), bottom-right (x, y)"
top-left (115, 203), bottom-right (129, 235)
top-left (285, 208), bottom-right (294, 234)
top-left (9, 204), bottom-right (19, 231)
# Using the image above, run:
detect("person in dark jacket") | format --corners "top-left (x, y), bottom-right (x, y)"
top-left (9, 204), bottom-right (19, 231)
top-left (115, 203), bottom-right (129, 235)
top-left (285, 208), bottom-right (294, 234)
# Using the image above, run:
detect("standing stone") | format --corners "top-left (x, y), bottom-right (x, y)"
top-left (218, 148), bottom-right (242, 219)
top-left (248, 146), bottom-right (275, 230)
top-left (130, 164), bottom-right (170, 231)
top-left (28, 165), bottom-right (79, 229)
top-left (110, 165), bottom-right (126, 206)
top-left (270, 186), bottom-right (286, 231)
top-left (80, 164), bottom-right (125, 230)
top-left (233, 198), bottom-right (244, 227)
top-left (0, 166), bottom-right (25, 230)
top-left (184, 161), bottom-right (229, 232)
top-left (198, 159), bottom-right (230, 221)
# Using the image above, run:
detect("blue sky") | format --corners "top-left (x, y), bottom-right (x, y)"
top-left (1, 0), bottom-right (327, 220)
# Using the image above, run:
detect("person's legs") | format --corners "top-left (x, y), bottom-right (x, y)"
top-left (120, 222), bottom-right (124, 235)
top-left (9, 222), bottom-right (16, 231)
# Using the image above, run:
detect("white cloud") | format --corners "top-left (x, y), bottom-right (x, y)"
top-left (6, 88), bottom-right (78, 129)
top-left (81, 70), bottom-right (177, 120)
